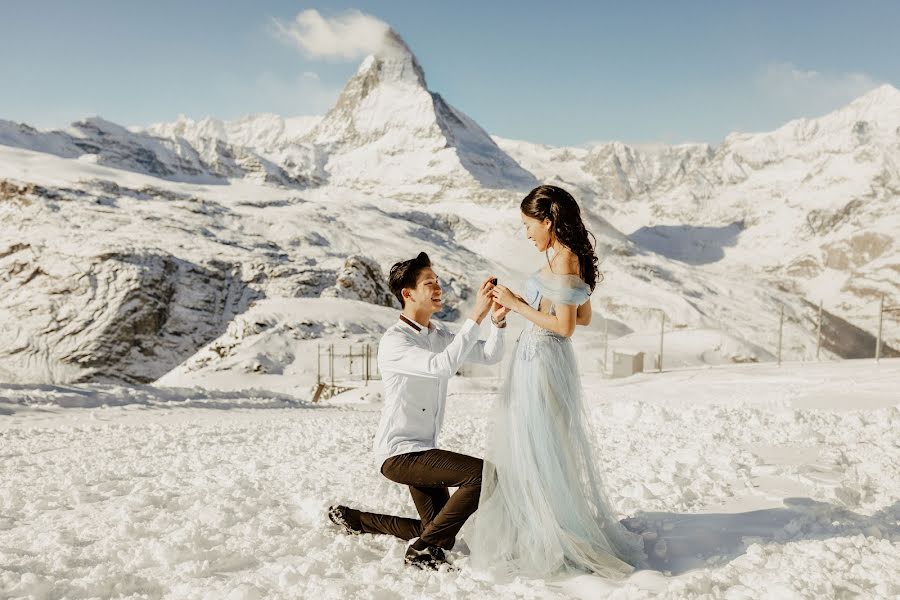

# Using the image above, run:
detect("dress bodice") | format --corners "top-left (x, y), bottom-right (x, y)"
top-left (521, 270), bottom-right (591, 342)
top-left (524, 270), bottom-right (591, 313)
top-left (524, 274), bottom-right (543, 310)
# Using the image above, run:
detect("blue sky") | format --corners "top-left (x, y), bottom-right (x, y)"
top-left (2, 1), bottom-right (899, 146)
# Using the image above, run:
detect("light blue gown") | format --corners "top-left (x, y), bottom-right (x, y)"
top-left (470, 270), bottom-right (646, 579)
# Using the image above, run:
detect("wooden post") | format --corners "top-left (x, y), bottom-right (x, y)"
top-left (876, 294), bottom-right (884, 362)
top-left (316, 343), bottom-right (321, 385)
top-left (777, 305), bottom-right (784, 367)
top-left (311, 383), bottom-right (325, 403)
top-left (364, 344), bottom-right (369, 385)
top-left (329, 343), bottom-right (334, 387)
top-left (816, 300), bottom-right (823, 360)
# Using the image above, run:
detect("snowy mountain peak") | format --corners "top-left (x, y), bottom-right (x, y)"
top-left (69, 116), bottom-right (133, 138)
top-left (306, 29), bottom-right (432, 146)
top-left (358, 28), bottom-right (428, 89)
top-left (144, 113), bottom-right (321, 150)
top-left (304, 29), bottom-right (536, 192)
top-left (144, 114), bottom-right (228, 142)
top-left (853, 83), bottom-right (900, 106)
top-left (838, 83), bottom-right (900, 124)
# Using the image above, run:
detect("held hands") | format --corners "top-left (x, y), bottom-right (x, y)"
top-left (490, 283), bottom-right (521, 313)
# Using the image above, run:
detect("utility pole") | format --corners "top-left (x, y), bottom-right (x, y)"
top-left (658, 310), bottom-right (665, 373)
top-left (777, 305), bottom-right (784, 367)
top-left (877, 299), bottom-right (900, 363)
top-left (816, 300), bottom-right (823, 360)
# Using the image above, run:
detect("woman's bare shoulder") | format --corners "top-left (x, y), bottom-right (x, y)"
top-left (551, 250), bottom-right (581, 276)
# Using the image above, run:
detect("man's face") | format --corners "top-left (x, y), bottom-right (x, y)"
top-left (405, 267), bottom-right (442, 312)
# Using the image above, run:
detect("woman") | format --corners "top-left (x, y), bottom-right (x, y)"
top-left (471, 185), bottom-right (645, 579)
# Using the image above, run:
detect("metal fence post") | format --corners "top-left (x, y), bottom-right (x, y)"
top-left (777, 304), bottom-right (784, 366)
top-left (348, 345), bottom-right (354, 377)
top-left (329, 343), bottom-right (334, 386)
top-left (364, 343), bottom-right (369, 385)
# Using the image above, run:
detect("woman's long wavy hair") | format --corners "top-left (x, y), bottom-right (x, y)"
top-left (520, 185), bottom-right (602, 291)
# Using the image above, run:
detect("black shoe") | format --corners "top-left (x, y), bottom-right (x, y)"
top-left (404, 539), bottom-right (449, 570)
top-left (328, 505), bottom-right (364, 535)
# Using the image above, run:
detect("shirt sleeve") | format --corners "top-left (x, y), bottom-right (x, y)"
top-left (465, 321), bottom-right (506, 365)
top-left (378, 319), bottom-right (481, 379)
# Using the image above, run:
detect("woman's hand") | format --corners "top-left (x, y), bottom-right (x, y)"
top-left (490, 284), bottom-right (521, 312)
top-left (576, 298), bottom-right (591, 326)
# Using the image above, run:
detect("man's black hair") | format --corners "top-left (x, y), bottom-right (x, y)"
top-left (388, 252), bottom-right (432, 307)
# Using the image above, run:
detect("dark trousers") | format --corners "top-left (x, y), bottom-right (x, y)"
top-left (356, 449), bottom-right (483, 550)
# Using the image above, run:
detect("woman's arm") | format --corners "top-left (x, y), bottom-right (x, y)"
top-left (491, 284), bottom-right (578, 337)
top-left (576, 298), bottom-right (591, 326)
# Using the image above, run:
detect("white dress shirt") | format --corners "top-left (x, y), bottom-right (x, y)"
top-left (372, 315), bottom-right (505, 468)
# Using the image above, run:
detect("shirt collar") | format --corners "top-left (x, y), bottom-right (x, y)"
top-left (399, 314), bottom-right (432, 336)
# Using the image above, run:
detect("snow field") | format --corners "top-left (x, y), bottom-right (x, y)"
top-left (1, 360), bottom-right (898, 598)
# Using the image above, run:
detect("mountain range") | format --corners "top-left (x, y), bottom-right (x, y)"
top-left (1, 28), bottom-right (897, 387)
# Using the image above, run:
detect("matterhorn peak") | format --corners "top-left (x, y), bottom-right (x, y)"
top-left (304, 28), bottom-right (536, 192)
top-left (363, 28), bottom-right (427, 88)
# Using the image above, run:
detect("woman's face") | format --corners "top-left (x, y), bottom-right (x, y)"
top-left (521, 212), bottom-right (552, 252)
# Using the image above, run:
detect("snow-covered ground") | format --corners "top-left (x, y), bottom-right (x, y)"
top-left (2, 359), bottom-right (898, 599)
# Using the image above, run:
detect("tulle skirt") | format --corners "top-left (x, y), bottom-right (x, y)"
top-left (470, 327), bottom-right (646, 579)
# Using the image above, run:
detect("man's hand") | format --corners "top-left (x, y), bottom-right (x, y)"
top-left (468, 276), bottom-right (497, 324)
top-left (492, 301), bottom-right (511, 322)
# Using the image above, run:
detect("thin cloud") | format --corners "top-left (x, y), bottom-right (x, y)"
top-left (272, 9), bottom-right (390, 61)
top-left (756, 62), bottom-right (882, 115)
top-left (254, 71), bottom-right (341, 116)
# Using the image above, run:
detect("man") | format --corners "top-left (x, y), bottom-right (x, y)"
top-left (328, 252), bottom-right (509, 569)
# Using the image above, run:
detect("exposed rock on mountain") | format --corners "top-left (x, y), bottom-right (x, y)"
top-left (0, 243), bottom-right (258, 384)
top-left (321, 255), bottom-right (398, 308)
